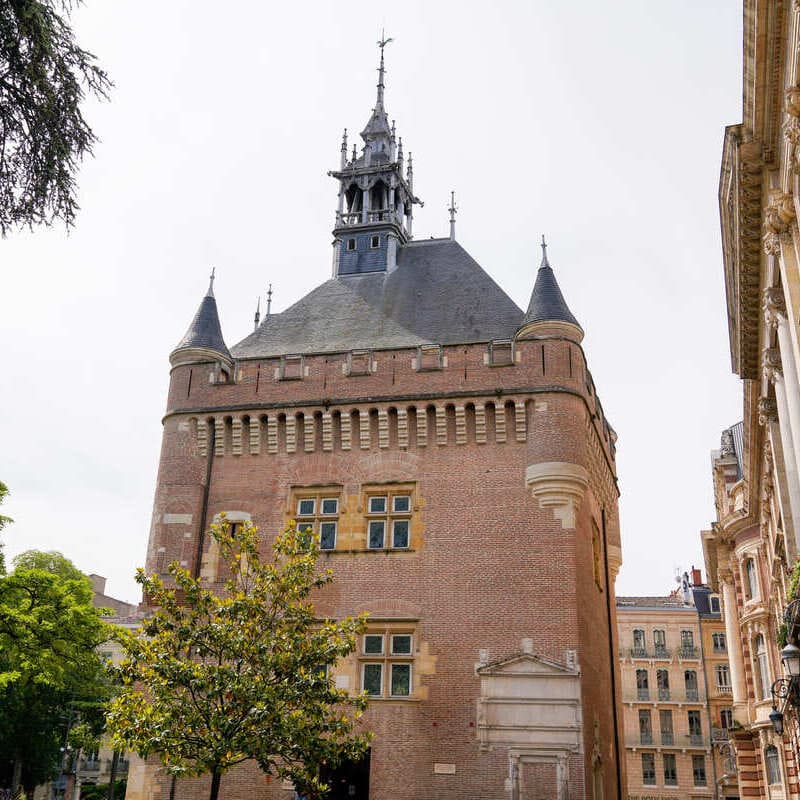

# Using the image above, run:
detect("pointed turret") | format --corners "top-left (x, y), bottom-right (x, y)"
top-left (517, 237), bottom-right (583, 342)
top-left (170, 269), bottom-right (233, 367)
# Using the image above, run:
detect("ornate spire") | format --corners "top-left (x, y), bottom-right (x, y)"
top-left (540, 235), bottom-right (550, 267)
top-left (360, 35), bottom-right (393, 142)
top-left (253, 296), bottom-right (261, 331)
top-left (376, 31), bottom-right (392, 110)
top-left (517, 238), bottom-right (583, 341)
top-left (448, 191), bottom-right (458, 241)
top-left (207, 266), bottom-right (215, 297)
top-left (266, 283), bottom-right (273, 318)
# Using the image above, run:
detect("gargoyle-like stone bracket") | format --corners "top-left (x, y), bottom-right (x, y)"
top-left (525, 462), bottom-right (589, 529)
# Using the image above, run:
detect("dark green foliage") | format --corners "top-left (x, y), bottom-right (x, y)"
top-left (0, 550), bottom-right (115, 793)
top-left (80, 778), bottom-right (127, 800)
top-left (0, 0), bottom-right (111, 234)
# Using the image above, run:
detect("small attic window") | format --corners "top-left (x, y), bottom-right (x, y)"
top-left (347, 238), bottom-right (357, 251)
top-left (370, 235), bottom-right (380, 249)
top-left (489, 340), bottom-right (514, 366)
top-left (280, 355), bottom-right (304, 380)
top-left (417, 344), bottom-right (443, 371)
top-left (348, 350), bottom-right (372, 376)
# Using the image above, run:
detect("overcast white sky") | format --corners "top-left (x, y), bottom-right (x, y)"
top-left (0, 1), bottom-right (743, 603)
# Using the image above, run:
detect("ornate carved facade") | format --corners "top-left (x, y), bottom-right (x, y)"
top-left (705, 1), bottom-right (800, 797)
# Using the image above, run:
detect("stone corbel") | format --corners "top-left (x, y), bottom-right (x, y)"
top-left (525, 462), bottom-right (589, 529)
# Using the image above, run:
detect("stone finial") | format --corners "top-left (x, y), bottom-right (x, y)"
top-left (720, 428), bottom-right (735, 457)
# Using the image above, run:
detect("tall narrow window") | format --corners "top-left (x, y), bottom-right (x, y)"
top-left (745, 557), bottom-right (759, 600)
top-left (639, 709), bottom-right (652, 745)
top-left (720, 708), bottom-right (733, 729)
top-left (656, 669), bottom-right (670, 701)
top-left (663, 753), bottom-right (677, 786)
top-left (688, 710), bottom-right (702, 745)
top-left (636, 669), bottom-right (649, 701)
top-left (653, 629), bottom-right (667, 656)
top-left (632, 629), bottom-right (646, 657)
top-left (765, 745), bottom-right (781, 785)
top-left (712, 632), bottom-right (726, 652)
top-left (754, 634), bottom-right (771, 700)
top-left (659, 709), bottom-right (674, 745)
top-left (680, 629), bottom-right (696, 657)
top-left (641, 754), bottom-right (656, 786)
top-left (692, 755), bottom-right (706, 786)
top-left (715, 664), bottom-right (731, 692)
top-left (685, 670), bottom-right (698, 701)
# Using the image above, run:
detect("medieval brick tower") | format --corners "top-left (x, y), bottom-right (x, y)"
top-left (133, 42), bottom-right (625, 800)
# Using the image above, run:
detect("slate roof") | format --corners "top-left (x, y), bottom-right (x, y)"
top-left (232, 239), bottom-right (525, 358)
top-left (173, 288), bottom-right (231, 359)
top-left (522, 250), bottom-right (582, 331)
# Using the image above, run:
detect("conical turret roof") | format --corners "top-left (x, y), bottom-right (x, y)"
top-left (520, 239), bottom-right (582, 333)
top-left (172, 272), bottom-right (231, 361)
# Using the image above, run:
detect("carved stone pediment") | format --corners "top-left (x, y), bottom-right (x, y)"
top-left (476, 650), bottom-right (582, 756)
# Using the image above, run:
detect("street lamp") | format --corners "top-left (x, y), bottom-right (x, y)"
top-left (782, 643), bottom-right (800, 678)
top-left (770, 644), bottom-right (800, 734)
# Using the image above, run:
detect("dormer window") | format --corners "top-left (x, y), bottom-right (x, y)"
top-left (347, 238), bottom-right (357, 251)
top-left (370, 235), bottom-right (380, 249)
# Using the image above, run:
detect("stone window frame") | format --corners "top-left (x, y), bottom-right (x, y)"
top-left (715, 663), bottom-right (731, 690)
top-left (290, 487), bottom-right (342, 552)
top-left (488, 339), bottom-right (515, 366)
top-left (347, 349), bottom-right (373, 377)
top-left (358, 625), bottom-right (416, 699)
top-left (363, 485), bottom-right (414, 551)
top-left (712, 632), bottom-right (726, 652)
top-left (280, 354), bottom-right (304, 381)
top-left (369, 234), bottom-right (380, 249)
top-left (416, 343), bottom-right (443, 372)
top-left (346, 238), bottom-right (357, 251)
top-left (765, 745), bottom-right (782, 786)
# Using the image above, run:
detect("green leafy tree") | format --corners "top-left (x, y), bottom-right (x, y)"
top-left (107, 519), bottom-right (371, 800)
top-left (0, 551), bottom-right (113, 793)
top-left (0, 0), bottom-right (111, 235)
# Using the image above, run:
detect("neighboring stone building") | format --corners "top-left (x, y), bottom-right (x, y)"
top-left (617, 571), bottom-right (738, 800)
top-left (703, 1), bottom-right (800, 797)
top-left (130, 44), bottom-right (626, 800)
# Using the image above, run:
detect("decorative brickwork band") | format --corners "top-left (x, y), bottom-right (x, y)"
top-left (197, 419), bottom-right (208, 457)
top-left (416, 408), bottom-right (428, 447)
top-left (495, 406), bottom-right (507, 443)
top-left (359, 412), bottom-right (370, 450)
top-left (214, 418), bottom-right (224, 457)
top-left (304, 413), bottom-right (315, 452)
top-left (322, 412), bottom-right (333, 451)
top-left (475, 404), bottom-right (487, 443)
top-left (340, 412), bottom-right (352, 450)
top-left (267, 416), bottom-right (278, 454)
top-left (525, 462), bottom-right (589, 529)
top-left (455, 405), bottom-right (466, 445)
top-left (435, 406), bottom-right (447, 446)
top-left (515, 401), bottom-right (527, 443)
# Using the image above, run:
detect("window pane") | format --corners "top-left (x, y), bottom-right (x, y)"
top-left (368, 520), bottom-right (386, 548)
top-left (320, 522), bottom-right (336, 550)
top-left (642, 754), bottom-right (656, 785)
top-left (693, 755), bottom-right (706, 786)
top-left (392, 520), bottom-right (410, 548)
top-left (391, 664), bottom-right (411, 696)
top-left (297, 499), bottom-right (315, 516)
top-left (393, 495), bottom-right (411, 513)
top-left (297, 521), bottom-right (313, 534)
top-left (363, 664), bottom-right (382, 695)
top-left (369, 496), bottom-right (387, 513)
top-left (321, 498), bottom-right (338, 515)
top-left (364, 634), bottom-right (383, 654)
top-left (392, 635), bottom-right (412, 655)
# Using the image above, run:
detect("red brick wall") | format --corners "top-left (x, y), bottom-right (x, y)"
top-left (142, 336), bottom-right (622, 800)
